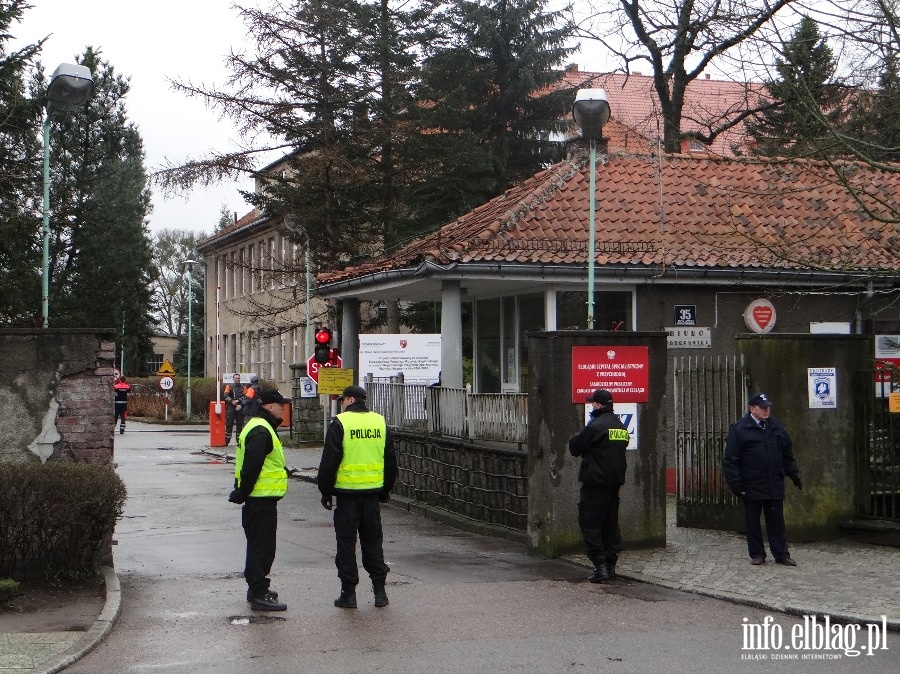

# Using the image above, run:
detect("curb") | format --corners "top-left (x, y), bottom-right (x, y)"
top-left (35, 566), bottom-right (121, 674)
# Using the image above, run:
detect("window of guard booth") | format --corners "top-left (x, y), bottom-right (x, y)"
top-left (557, 291), bottom-right (632, 331)
top-left (475, 298), bottom-right (502, 393)
top-left (518, 293), bottom-right (545, 392)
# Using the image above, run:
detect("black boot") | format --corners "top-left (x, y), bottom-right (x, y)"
top-left (588, 565), bottom-right (611, 583)
top-left (373, 583), bottom-right (389, 608)
top-left (334, 590), bottom-right (357, 609)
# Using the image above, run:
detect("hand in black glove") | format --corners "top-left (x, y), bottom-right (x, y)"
top-left (228, 489), bottom-right (245, 504)
top-left (791, 476), bottom-right (802, 490)
top-left (379, 492), bottom-right (390, 504)
top-left (321, 494), bottom-right (333, 510)
top-left (729, 484), bottom-right (743, 498)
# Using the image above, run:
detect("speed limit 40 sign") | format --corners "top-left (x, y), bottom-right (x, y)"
top-left (158, 375), bottom-right (174, 391)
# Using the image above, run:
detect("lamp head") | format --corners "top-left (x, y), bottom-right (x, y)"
top-left (572, 88), bottom-right (611, 141)
top-left (47, 63), bottom-right (93, 112)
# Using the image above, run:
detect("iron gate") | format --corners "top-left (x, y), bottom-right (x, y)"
top-left (857, 369), bottom-right (900, 521)
top-left (674, 355), bottom-right (746, 530)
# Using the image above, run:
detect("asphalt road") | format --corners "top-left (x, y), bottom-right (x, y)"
top-left (67, 424), bottom-right (896, 673)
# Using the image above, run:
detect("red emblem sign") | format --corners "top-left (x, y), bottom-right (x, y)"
top-left (744, 299), bottom-right (776, 333)
top-left (571, 345), bottom-right (650, 403)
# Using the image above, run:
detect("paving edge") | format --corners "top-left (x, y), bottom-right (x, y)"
top-left (35, 565), bottom-right (122, 674)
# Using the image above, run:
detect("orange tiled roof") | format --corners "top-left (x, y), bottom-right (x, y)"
top-left (318, 152), bottom-right (900, 285)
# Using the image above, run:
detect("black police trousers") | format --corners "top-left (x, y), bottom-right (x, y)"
top-left (333, 492), bottom-right (389, 591)
top-left (578, 484), bottom-right (622, 568)
top-left (242, 497), bottom-right (278, 597)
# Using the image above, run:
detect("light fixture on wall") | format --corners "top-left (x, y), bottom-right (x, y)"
top-left (572, 88), bottom-right (610, 330)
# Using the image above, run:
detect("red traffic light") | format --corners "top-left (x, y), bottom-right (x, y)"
top-left (315, 328), bottom-right (332, 345)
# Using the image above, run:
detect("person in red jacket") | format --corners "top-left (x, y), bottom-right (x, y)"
top-left (113, 376), bottom-right (131, 435)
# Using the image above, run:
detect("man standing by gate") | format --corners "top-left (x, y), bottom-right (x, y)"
top-left (724, 393), bottom-right (802, 566)
top-left (222, 373), bottom-right (245, 445)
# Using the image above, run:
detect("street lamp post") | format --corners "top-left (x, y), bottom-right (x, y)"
top-left (184, 259), bottom-right (196, 420)
top-left (42, 63), bottom-right (93, 327)
top-left (572, 89), bottom-right (611, 330)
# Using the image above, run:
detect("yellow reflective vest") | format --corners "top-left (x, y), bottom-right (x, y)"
top-left (335, 411), bottom-right (386, 490)
top-left (235, 417), bottom-right (287, 498)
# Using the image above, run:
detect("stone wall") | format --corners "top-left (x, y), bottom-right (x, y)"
top-left (0, 329), bottom-right (116, 465)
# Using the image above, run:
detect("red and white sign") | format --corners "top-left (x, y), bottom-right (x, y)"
top-left (572, 345), bottom-right (650, 403)
top-left (744, 299), bottom-right (776, 333)
top-left (307, 353), bottom-right (342, 384)
top-left (158, 375), bottom-right (174, 391)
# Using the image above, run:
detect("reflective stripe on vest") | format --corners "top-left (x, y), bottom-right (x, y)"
top-left (335, 411), bottom-right (386, 490)
top-left (235, 417), bottom-right (287, 498)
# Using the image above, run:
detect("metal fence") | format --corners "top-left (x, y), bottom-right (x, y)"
top-left (859, 369), bottom-right (900, 521)
top-left (363, 377), bottom-right (527, 446)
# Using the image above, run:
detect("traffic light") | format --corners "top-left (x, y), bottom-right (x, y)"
top-left (314, 328), bottom-right (333, 364)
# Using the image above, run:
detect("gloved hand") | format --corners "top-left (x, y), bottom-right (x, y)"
top-left (379, 492), bottom-right (390, 504)
top-left (791, 476), bottom-right (802, 490)
top-left (228, 489), bottom-right (245, 504)
top-left (321, 494), bottom-right (333, 510)
top-left (729, 484), bottom-right (743, 498)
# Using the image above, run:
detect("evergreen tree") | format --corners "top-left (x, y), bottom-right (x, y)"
top-left (746, 16), bottom-right (846, 158)
top-left (847, 54), bottom-right (900, 163)
top-left (0, 1), bottom-right (44, 324)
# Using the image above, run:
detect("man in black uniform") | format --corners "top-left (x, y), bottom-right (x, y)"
top-left (318, 385), bottom-right (397, 609)
top-left (229, 389), bottom-right (291, 611)
top-left (724, 393), bottom-right (802, 566)
top-left (568, 389), bottom-right (629, 583)
top-left (113, 376), bottom-right (131, 435)
top-left (222, 374), bottom-right (246, 445)
top-left (241, 374), bottom-right (262, 422)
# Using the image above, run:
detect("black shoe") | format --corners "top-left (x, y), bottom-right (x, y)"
top-left (373, 585), bottom-right (389, 607)
top-left (750, 556), bottom-right (766, 565)
top-left (248, 591), bottom-right (286, 611)
top-left (119, 428), bottom-right (124, 434)
top-left (606, 564), bottom-right (617, 580)
top-left (334, 590), bottom-right (357, 609)
top-left (775, 557), bottom-right (797, 566)
top-left (588, 566), bottom-right (611, 583)
top-left (247, 589), bottom-right (278, 601)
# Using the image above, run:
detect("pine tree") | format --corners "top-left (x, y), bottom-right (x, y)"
top-left (747, 16), bottom-right (846, 158)
top-left (847, 54), bottom-right (900, 163)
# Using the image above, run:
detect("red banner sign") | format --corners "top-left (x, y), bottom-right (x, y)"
top-left (572, 345), bottom-right (650, 403)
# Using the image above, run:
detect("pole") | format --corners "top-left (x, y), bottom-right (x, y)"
top-left (186, 268), bottom-right (193, 421)
top-left (41, 115), bottom-right (51, 328)
top-left (587, 138), bottom-right (596, 330)
top-left (120, 312), bottom-right (125, 374)
top-left (215, 285), bottom-right (221, 414)
top-left (305, 245), bottom-right (312, 358)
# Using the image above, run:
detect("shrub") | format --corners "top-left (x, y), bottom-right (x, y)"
top-left (127, 376), bottom-right (276, 421)
top-left (0, 462), bottom-right (127, 578)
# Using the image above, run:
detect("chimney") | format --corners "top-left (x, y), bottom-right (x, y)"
top-left (565, 63), bottom-right (579, 73)
top-left (234, 211), bottom-right (238, 225)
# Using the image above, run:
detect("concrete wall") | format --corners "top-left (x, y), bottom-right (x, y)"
top-left (0, 329), bottom-right (116, 465)
top-left (737, 334), bottom-right (870, 540)
top-left (526, 331), bottom-right (668, 557)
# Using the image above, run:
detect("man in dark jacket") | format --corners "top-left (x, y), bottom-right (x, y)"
top-left (723, 393), bottom-right (802, 567)
top-left (229, 389), bottom-right (291, 611)
top-left (240, 374), bottom-right (262, 422)
top-left (318, 385), bottom-right (398, 609)
top-left (222, 373), bottom-right (245, 445)
top-left (568, 389), bottom-right (629, 583)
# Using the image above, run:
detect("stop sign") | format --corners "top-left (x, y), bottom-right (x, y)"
top-left (307, 352), bottom-right (342, 384)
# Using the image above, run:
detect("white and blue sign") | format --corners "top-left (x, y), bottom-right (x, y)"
top-left (808, 368), bottom-right (836, 409)
top-left (585, 402), bottom-right (638, 450)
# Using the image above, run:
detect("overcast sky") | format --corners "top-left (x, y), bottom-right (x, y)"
top-left (13, 1), bottom-right (610, 240)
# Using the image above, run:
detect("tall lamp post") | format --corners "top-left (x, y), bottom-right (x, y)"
top-left (572, 89), bottom-right (611, 330)
top-left (42, 63), bottom-right (93, 327)
top-left (184, 259), bottom-right (196, 420)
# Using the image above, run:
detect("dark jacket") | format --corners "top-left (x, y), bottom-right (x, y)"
top-left (317, 401), bottom-right (398, 498)
top-left (723, 413), bottom-right (799, 500)
top-left (234, 407), bottom-right (285, 500)
top-left (568, 408), bottom-right (628, 487)
top-left (241, 383), bottom-right (262, 419)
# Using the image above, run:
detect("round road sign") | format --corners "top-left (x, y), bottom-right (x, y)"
top-left (159, 375), bottom-right (175, 391)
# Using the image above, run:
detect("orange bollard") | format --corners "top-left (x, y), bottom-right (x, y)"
top-left (209, 401), bottom-right (226, 447)
top-left (279, 402), bottom-right (292, 430)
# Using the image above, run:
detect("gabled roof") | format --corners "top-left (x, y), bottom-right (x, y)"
top-left (317, 151), bottom-right (900, 292)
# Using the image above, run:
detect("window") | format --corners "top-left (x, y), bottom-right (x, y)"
top-left (557, 291), bottom-right (631, 331)
top-left (249, 244), bottom-right (255, 293)
top-left (147, 353), bottom-right (163, 373)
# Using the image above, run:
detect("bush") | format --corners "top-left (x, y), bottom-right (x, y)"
top-left (127, 376), bottom-right (277, 421)
top-left (0, 462), bottom-right (127, 579)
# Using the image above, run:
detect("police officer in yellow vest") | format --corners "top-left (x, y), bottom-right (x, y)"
top-left (318, 385), bottom-right (397, 609)
top-left (229, 389), bottom-right (290, 611)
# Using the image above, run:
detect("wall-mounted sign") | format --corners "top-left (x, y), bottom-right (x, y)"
top-left (874, 335), bottom-right (900, 397)
top-left (571, 345), bottom-right (649, 403)
top-left (808, 368), bottom-right (836, 409)
top-left (674, 305), bottom-right (696, 326)
top-left (666, 327), bottom-right (711, 349)
top-left (317, 368), bottom-right (354, 395)
top-left (744, 299), bottom-right (776, 333)
top-left (359, 334), bottom-right (441, 385)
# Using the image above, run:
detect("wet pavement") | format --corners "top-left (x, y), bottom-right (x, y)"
top-left (1, 421), bottom-right (897, 673)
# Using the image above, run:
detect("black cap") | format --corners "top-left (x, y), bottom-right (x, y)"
top-left (585, 389), bottom-right (613, 405)
top-left (748, 393), bottom-right (772, 408)
top-left (259, 389), bottom-right (290, 405)
top-left (340, 385), bottom-right (367, 401)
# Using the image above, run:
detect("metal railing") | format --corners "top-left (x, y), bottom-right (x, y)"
top-left (364, 376), bottom-right (527, 446)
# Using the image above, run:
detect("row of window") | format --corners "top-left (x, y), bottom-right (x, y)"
top-left (211, 328), bottom-right (307, 386)
top-left (213, 233), bottom-right (308, 301)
